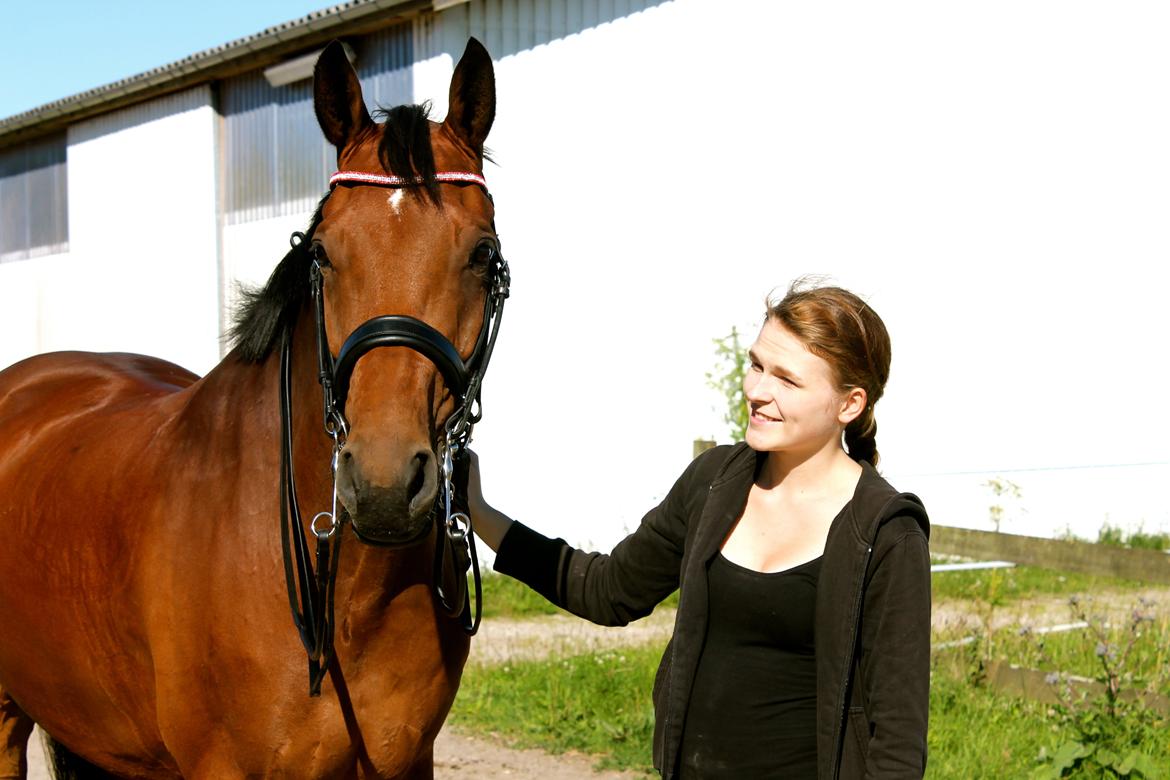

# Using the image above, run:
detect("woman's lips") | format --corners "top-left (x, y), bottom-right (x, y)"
top-left (751, 409), bottom-right (781, 423)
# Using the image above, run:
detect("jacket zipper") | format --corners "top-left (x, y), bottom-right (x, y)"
top-left (832, 543), bottom-right (873, 780)
top-left (662, 634), bottom-right (678, 778)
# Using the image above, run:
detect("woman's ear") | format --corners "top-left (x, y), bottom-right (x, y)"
top-left (838, 387), bottom-right (868, 425)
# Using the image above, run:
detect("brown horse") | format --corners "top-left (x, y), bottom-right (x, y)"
top-left (0, 38), bottom-right (501, 778)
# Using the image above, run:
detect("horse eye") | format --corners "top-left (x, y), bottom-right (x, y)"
top-left (312, 243), bottom-right (332, 267)
top-left (470, 242), bottom-right (496, 268)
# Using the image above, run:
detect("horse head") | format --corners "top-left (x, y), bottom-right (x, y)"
top-left (309, 39), bottom-right (499, 545)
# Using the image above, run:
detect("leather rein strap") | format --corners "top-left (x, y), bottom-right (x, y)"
top-left (280, 170), bottom-right (509, 696)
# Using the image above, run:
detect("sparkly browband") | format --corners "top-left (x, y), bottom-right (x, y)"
top-left (329, 171), bottom-right (488, 189)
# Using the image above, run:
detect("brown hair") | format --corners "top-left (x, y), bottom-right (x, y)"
top-left (765, 280), bottom-right (891, 466)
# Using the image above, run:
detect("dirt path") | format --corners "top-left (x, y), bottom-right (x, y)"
top-left (434, 728), bottom-right (646, 779)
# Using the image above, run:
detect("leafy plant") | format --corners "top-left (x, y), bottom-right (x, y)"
top-left (1029, 597), bottom-right (1168, 779)
top-left (705, 326), bottom-right (749, 442)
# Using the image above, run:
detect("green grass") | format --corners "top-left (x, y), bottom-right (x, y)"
top-left (451, 643), bottom-right (663, 774)
top-left (479, 571), bottom-right (562, 618)
top-left (931, 565), bottom-right (1147, 606)
top-left (926, 672), bottom-right (1059, 778)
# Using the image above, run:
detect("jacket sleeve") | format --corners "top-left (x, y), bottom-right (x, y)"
top-left (493, 449), bottom-right (717, 626)
top-left (857, 516), bottom-right (931, 779)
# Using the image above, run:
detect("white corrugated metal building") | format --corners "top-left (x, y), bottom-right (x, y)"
top-left (2, 0), bottom-right (1168, 548)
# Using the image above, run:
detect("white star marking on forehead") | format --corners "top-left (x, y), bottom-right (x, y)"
top-left (387, 189), bottom-right (405, 215)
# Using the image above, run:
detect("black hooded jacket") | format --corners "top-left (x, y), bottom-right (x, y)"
top-left (494, 443), bottom-right (931, 779)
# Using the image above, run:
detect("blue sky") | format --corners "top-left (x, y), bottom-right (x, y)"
top-left (0, 1), bottom-right (335, 119)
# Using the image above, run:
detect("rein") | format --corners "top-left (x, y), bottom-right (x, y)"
top-left (280, 170), bottom-right (509, 695)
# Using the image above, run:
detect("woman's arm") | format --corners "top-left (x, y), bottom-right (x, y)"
top-left (858, 518), bottom-right (932, 778)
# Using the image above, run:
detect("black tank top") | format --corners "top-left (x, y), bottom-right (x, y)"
top-left (678, 552), bottom-right (821, 779)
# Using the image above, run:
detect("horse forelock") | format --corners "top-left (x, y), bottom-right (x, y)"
top-left (375, 103), bottom-right (441, 206)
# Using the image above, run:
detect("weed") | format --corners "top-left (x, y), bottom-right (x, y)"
top-left (1028, 598), bottom-right (1169, 779)
top-left (705, 326), bottom-right (749, 442)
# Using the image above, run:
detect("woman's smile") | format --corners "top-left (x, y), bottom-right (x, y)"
top-left (750, 407), bottom-right (782, 424)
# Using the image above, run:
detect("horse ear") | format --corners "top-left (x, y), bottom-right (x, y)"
top-left (443, 37), bottom-right (495, 155)
top-left (314, 40), bottom-right (372, 150)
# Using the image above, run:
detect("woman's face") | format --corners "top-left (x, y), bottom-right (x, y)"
top-left (743, 319), bottom-right (864, 456)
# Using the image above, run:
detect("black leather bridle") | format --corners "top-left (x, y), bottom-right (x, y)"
top-left (278, 171), bottom-right (509, 695)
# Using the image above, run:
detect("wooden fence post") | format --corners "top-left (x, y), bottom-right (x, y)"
top-left (692, 439), bottom-right (716, 459)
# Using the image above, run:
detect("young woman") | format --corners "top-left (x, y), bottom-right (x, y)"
top-left (467, 282), bottom-right (931, 779)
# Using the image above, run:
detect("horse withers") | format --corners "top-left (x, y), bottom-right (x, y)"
top-left (0, 38), bottom-right (501, 778)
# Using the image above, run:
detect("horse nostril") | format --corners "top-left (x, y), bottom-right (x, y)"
top-left (406, 450), bottom-right (437, 519)
top-left (408, 453), bottom-right (426, 497)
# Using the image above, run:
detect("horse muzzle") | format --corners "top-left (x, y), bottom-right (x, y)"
top-left (335, 441), bottom-right (438, 546)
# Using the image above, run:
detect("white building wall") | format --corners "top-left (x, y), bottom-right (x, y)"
top-left (418, 0), bottom-right (1170, 548)
top-left (3, 1), bottom-right (1167, 548)
top-left (41, 88), bottom-right (220, 374)
top-left (1, 88), bottom-right (219, 375)
top-left (0, 254), bottom-right (56, 369)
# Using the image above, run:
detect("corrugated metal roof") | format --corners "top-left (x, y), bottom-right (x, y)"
top-left (0, 0), bottom-right (431, 149)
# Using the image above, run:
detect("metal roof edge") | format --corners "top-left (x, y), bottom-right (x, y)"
top-left (0, 0), bottom-right (431, 150)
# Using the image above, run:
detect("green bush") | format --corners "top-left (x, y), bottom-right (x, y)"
top-left (1096, 522), bottom-right (1170, 552)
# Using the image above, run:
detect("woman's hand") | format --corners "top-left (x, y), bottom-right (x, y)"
top-left (465, 449), bottom-right (514, 552)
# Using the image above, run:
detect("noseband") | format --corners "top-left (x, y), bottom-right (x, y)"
top-left (279, 169), bottom-right (509, 695)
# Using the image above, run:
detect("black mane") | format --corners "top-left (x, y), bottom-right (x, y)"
top-left (227, 104), bottom-right (439, 363)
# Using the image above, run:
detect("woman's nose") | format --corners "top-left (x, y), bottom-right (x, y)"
top-left (745, 374), bottom-right (772, 401)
